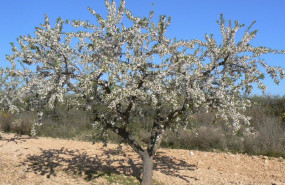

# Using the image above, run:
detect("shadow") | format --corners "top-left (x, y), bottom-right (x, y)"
top-left (0, 134), bottom-right (33, 144)
top-left (22, 147), bottom-right (125, 181)
top-left (102, 148), bottom-right (142, 181)
top-left (154, 152), bottom-right (198, 183)
top-left (22, 147), bottom-right (197, 183)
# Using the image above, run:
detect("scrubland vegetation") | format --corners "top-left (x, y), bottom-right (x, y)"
top-left (1, 0), bottom-right (284, 182)
top-left (1, 95), bottom-right (284, 158)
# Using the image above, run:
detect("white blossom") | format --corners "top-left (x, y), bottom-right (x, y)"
top-left (0, 0), bottom-right (284, 153)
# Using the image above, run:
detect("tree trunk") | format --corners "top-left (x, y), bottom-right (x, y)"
top-left (141, 152), bottom-right (153, 185)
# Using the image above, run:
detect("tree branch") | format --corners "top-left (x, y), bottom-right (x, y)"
top-left (105, 122), bottom-right (145, 157)
top-left (203, 53), bottom-right (230, 76)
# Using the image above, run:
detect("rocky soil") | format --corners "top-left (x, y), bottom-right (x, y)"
top-left (0, 132), bottom-right (284, 185)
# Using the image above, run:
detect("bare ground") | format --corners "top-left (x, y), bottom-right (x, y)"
top-left (0, 132), bottom-right (284, 185)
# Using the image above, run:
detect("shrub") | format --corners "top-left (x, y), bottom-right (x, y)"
top-left (1, 95), bottom-right (284, 158)
top-left (244, 116), bottom-right (285, 157)
top-left (0, 112), bottom-right (13, 133)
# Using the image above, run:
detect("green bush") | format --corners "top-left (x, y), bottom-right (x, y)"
top-left (161, 95), bottom-right (285, 157)
top-left (1, 95), bottom-right (284, 157)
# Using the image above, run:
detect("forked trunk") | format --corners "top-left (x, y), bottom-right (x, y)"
top-left (141, 152), bottom-right (153, 185)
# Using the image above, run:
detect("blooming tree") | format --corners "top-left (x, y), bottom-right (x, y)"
top-left (1, 0), bottom-right (284, 184)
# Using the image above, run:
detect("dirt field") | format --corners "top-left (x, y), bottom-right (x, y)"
top-left (0, 132), bottom-right (284, 185)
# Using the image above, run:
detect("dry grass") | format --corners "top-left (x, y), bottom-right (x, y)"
top-left (1, 95), bottom-right (285, 157)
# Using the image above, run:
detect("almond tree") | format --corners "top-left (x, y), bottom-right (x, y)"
top-left (1, 1), bottom-right (284, 184)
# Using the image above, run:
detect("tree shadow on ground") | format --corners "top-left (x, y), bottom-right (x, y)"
top-left (154, 151), bottom-right (198, 183)
top-left (0, 133), bottom-right (32, 144)
top-left (21, 147), bottom-right (197, 183)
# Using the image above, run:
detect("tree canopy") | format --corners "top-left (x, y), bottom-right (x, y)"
top-left (1, 0), bottom-right (284, 184)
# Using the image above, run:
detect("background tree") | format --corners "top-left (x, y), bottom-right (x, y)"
top-left (1, 0), bottom-right (284, 184)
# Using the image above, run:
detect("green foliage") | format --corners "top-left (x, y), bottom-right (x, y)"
top-left (161, 95), bottom-right (285, 157)
top-left (1, 95), bottom-right (284, 158)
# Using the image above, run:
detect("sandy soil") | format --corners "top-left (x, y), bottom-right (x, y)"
top-left (0, 132), bottom-right (284, 185)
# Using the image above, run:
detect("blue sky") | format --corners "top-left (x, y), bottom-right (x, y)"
top-left (1, 0), bottom-right (284, 95)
